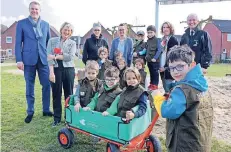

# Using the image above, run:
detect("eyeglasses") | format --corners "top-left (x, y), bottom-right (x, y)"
top-left (168, 64), bottom-right (188, 72)
top-left (94, 29), bottom-right (100, 32)
top-left (105, 78), bottom-right (116, 83)
top-left (119, 29), bottom-right (125, 31)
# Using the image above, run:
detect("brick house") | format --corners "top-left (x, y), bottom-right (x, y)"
top-left (0, 21), bottom-right (59, 58)
top-left (203, 19), bottom-right (231, 62)
top-left (79, 23), bottom-right (137, 50)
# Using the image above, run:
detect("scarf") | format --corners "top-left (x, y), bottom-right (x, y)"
top-left (28, 16), bottom-right (43, 39)
top-left (160, 35), bottom-right (171, 68)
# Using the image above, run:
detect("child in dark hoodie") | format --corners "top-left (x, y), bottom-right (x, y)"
top-left (153, 45), bottom-right (213, 152)
top-left (117, 58), bottom-right (127, 89)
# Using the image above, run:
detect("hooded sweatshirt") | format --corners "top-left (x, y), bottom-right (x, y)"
top-left (156, 64), bottom-right (208, 119)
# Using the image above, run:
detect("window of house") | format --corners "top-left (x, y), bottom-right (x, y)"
top-left (8, 49), bottom-right (13, 56)
top-left (227, 34), bottom-right (231, 42)
top-left (6, 37), bottom-right (12, 43)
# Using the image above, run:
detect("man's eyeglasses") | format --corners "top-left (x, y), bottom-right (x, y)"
top-left (168, 64), bottom-right (188, 72)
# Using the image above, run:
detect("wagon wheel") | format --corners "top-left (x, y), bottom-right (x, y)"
top-left (58, 127), bottom-right (74, 149)
top-left (106, 143), bottom-right (120, 152)
top-left (146, 135), bottom-right (162, 152)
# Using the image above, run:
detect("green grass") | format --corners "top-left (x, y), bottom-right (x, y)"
top-left (1, 65), bottom-right (231, 152)
top-left (207, 64), bottom-right (231, 77)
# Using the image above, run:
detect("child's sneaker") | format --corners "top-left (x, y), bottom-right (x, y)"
top-left (148, 84), bottom-right (158, 91)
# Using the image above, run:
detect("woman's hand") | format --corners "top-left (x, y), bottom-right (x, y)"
top-left (102, 111), bottom-right (109, 116)
top-left (74, 103), bottom-right (81, 112)
top-left (55, 54), bottom-right (64, 60)
top-left (151, 59), bottom-right (156, 62)
top-left (83, 107), bottom-right (91, 111)
top-left (48, 55), bottom-right (55, 60)
top-left (126, 111), bottom-right (135, 120)
top-left (49, 72), bottom-right (55, 83)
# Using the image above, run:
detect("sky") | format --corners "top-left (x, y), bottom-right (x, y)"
top-left (1, 0), bottom-right (231, 36)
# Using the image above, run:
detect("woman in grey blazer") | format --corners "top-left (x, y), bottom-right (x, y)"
top-left (47, 22), bottom-right (76, 127)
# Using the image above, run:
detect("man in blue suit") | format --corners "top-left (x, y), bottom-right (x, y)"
top-left (15, 1), bottom-right (53, 123)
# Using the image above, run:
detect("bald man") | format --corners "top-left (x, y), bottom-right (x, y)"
top-left (180, 13), bottom-right (212, 74)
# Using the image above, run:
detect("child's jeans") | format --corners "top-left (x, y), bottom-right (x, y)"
top-left (147, 62), bottom-right (160, 86)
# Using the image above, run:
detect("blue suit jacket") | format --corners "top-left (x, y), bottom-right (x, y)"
top-left (15, 18), bottom-right (51, 65)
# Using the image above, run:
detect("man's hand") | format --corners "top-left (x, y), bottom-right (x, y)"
top-left (126, 111), bottom-right (135, 120)
top-left (49, 73), bottom-right (55, 83)
top-left (83, 107), bottom-right (91, 111)
top-left (202, 68), bottom-right (207, 75)
top-left (151, 59), bottom-right (156, 62)
top-left (74, 103), bottom-right (81, 112)
top-left (133, 52), bottom-right (137, 57)
top-left (17, 62), bottom-right (24, 71)
top-left (102, 111), bottom-right (109, 116)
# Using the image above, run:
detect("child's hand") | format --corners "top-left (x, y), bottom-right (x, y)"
top-left (83, 107), bottom-right (91, 111)
top-left (151, 90), bottom-right (162, 97)
top-left (133, 52), bottom-right (137, 57)
top-left (151, 59), bottom-right (156, 62)
top-left (102, 111), bottom-right (109, 116)
top-left (74, 103), bottom-right (81, 112)
top-left (126, 111), bottom-right (135, 120)
top-left (159, 67), bottom-right (165, 72)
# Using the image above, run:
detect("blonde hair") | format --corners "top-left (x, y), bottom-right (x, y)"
top-left (60, 22), bottom-right (74, 36)
top-left (98, 47), bottom-right (108, 56)
top-left (123, 67), bottom-right (141, 83)
top-left (85, 60), bottom-right (99, 73)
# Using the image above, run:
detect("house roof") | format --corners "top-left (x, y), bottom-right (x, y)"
top-left (212, 19), bottom-right (231, 33)
top-left (1, 21), bottom-right (17, 34)
top-left (50, 25), bottom-right (60, 36)
top-left (1, 24), bottom-right (8, 34)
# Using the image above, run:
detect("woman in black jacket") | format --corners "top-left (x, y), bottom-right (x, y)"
top-left (82, 23), bottom-right (109, 64)
top-left (159, 21), bottom-right (179, 93)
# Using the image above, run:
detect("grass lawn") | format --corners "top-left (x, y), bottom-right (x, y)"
top-left (1, 65), bottom-right (231, 152)
top-left (207, 63), bottom-right (231, 77)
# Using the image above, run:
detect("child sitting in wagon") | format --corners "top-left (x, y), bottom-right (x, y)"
top-left (74, 60), bottom-right (102, 112)
top-left (83, 66), bottom-right (122, 112)
top-left (102, 67), bottom-right (148, 120)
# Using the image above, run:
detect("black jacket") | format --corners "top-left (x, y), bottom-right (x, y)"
top-left (133, 40), bottom-right (146, 64)
top-left (82, 34), bottom-right (109, 64)
top-left (180, 28), bottom-right (212, 69)
top-left (163, 36), bottom-right (179, 80)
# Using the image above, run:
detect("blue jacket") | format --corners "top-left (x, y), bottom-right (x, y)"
top-left (109, 37), bottom-right (133, 66)
top-left (161, 64), bottom-right (208, 119)
top-left (15, 18), bottom-right (51, 65)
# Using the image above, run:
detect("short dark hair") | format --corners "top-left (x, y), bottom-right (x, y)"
top-left (167, 45), bottom-right (195, 65)
top-left (104, 66), bottom-right (120, 79)
top-left (147, 25), bottom-right (156, 32)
